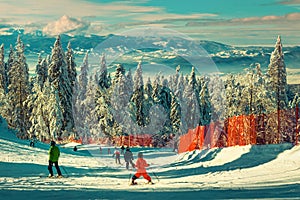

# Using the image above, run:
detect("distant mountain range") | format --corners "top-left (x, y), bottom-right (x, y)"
top-left (0, 28), bottom-right (299, 77)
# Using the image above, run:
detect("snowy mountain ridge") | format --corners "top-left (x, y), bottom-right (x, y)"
top-left (1, 29), bottom-right (299, 76)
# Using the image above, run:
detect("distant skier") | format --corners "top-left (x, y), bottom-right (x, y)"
top-left (73, 146), bottom-right (77, 152)
top-left (120, 145), bottom-right (125, 154)
top-left (48, 141), bottom-right (62, 178)
top-left (124, 147), bottom-right (135, 170)
top-left (29, 135), bottom-right (37, 147)
top-left (113, 147), bottom-right (121, 164)
top-left (131, 152), bottom-right (153, 185)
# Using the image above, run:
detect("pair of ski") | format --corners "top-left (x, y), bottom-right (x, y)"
top-left (40, 175), bottom-right (67, 179)
top-left (130, 181), bottom-right (155, 186)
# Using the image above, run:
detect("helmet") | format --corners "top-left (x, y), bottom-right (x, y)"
top-left (138, 152), bottom-right (143, 158)
top-left (50, 141), bottom-right (56, 146)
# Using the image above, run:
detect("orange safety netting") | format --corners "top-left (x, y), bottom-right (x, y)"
top-left (179, 114), bottom-right (258, 153)
top-left (227, 114), bottom-right (256, 147)
top-left (178, 126), bottom-right (205, 153)
top-left (113, 134), bottom-right (152, 147)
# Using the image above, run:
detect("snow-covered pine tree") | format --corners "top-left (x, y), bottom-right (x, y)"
top-left (175, 73), bottom-right (187, 135)
top-left (48, 35), bottom-right (74, 138)
top-left (35, 55), bottom-right (48, 90)
top-left (208, 75), bottom-right (226, 122)
top-left (170, 65), bottom-right (180, 92)
top-left (66, 41), bottom-right (77, 91)
top-left (113, 64), bottom-right (125, 84)
top-left (93, 54), bottom-right (115, 140)
top-left (126, 68), bottom-right (134, 93)
top-left (145, 104), bottom-right (167, 146)
top-left (28, 80), bottom-right (50, 141)
top-left (170, 92), bottom-right (181, 134)
top-left (95, 86), bottom-right (115, 139)
top-left (183, 77), bottom-right (200, 131)
top-left (144, 77), bottom-right (154, 125)
top-left (267, 35), bottom-right (288, 110)
top-left (152, 74), bottom-right (162, 104)
top-left (159, 78), bottom-right (172, 134)
top-left (77, 52), bottom-right (89, 101)
top-left (266, 36), bottom-right (289, 143)
top-left (291, 93), bottom-right (300, 108)
top-left (289, 93), bottom-right (300, 143)
top-left (47, 86), bottom-right (64, 140)
top-left (6, 45), bottom-right (14, 89)
top-left (73, 52), bottom-right (89, 136)
top-left (7, 35), bottom-right (30, 138)
top-left (0, 44), bottom-right (6, 93)
top-left (199, 80), bottom-right (211, 126)
top-left (98, 54), bottom-right (110, 90)
top-left (0, 87), bottom-right (10, 120)
top-left (80, 75), bottom-right (99, 139)
top-left (225, 74), bottom-right (240, 117)
top-left (131, 61), bottom-right (146, 127)
top-left (110, 73), bottom-right (133, 136)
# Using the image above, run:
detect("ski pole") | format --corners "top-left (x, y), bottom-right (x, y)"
top-left (128, 173), bottom-right (132, 184)
top-left (150, 170), bottom-right (159, 182)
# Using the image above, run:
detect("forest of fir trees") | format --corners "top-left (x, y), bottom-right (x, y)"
top-left (0, 35), bottom-right (299, 146)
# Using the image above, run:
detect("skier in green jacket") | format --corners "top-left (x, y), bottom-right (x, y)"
top-left (48, 141), bottom-right (62, 178)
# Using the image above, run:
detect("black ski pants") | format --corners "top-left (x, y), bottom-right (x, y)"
top-left (48, 160), bottom-right (62, 176)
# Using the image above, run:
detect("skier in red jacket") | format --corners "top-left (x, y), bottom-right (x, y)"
top-left (131, 152), bottom-right (153, 185)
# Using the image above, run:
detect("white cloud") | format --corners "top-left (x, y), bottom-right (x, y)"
top-left (231, 12), bottom-right (300, 23)
top-left (0, 0), bottom-right (163, 24)
top-left (42, 15), bottom-right (90, 36)
top-left (134, 13), bottom-right (217, 22)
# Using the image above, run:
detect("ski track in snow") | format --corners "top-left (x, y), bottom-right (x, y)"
top-left (1, 125), bottom-right (300, 199)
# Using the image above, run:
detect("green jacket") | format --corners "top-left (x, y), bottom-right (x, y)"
top-left (49, 145), bottom-right (60, 162)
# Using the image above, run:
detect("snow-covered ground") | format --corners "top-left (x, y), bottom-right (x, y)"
top-left (1, 120), bottom-right (300, 200)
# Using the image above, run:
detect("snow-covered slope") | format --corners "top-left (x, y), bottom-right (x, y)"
top-left (1, 119), bottom-right (300, 200)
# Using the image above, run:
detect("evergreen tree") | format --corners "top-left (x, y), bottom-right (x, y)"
top-left (7, 35), bottom-right (30, 138)
top-left (114, 64), bottom-right (125, 84)
top-left (0, 44), bottom-right (6, 92)
top-left (80, 75), bottom-right (99, 139)
top-left (183, 79), bottom-right (200, 130)
top-left (48, 86), bottom-right (64, 140)
top-left (267, 35), bottom-right (288, 110)
top-left (159, 78), bottom-right (172, 134)
top-left (0, 87), bottom-right (10, 121)
top-left (144, 78), bottom-right (154, 125)
top-left (28, 80), bottom-right (51, 141)
top-left (225, 74), bottom-right (240, 117)
top-left (266, 36), bottom-right (289, 143)
top-left (35, 55), bottom-right (48, 90)
top-left (199, 81), bottom-right (211, 125)
top-left (48, 35), bottom-right (74, 137)
top-left (78, 52), bottom-right (89, 101)
top-left (110, 74), bottom-right (133, 136)
top-left (175, 73), bottom-right (186, 135)
top-left (170, 93), bottom-right (181, 134)
top-left (6, 45), bottom-right (14, 89)
top-left (131, 61), bottom-right (146, 127)
top-left (98, 54), bottom-right (110, 89)
top-left (66, 41), bottom-right (77, 91)
top-left (208, 75), bottom-right (226, 122)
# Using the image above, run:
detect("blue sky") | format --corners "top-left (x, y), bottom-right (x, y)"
top-left (0, 0), bottom-right (300, 46)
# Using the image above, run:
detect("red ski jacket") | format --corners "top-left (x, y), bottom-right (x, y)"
top-left (135, 158), bottom-right (149, 173)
